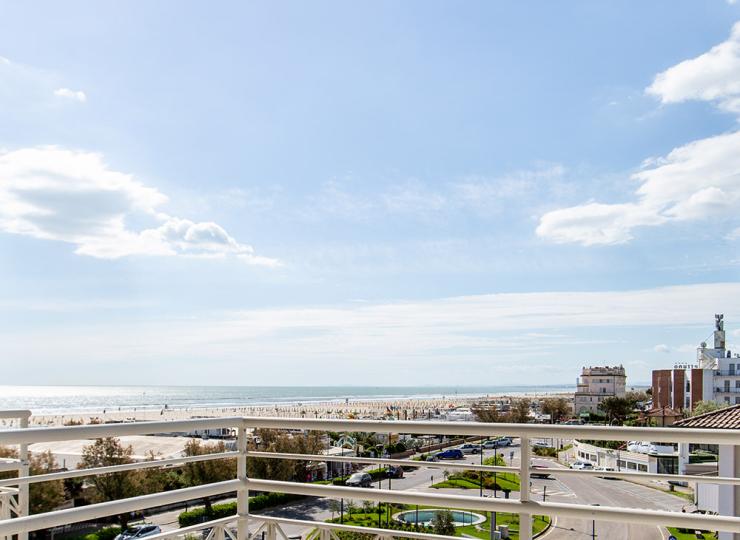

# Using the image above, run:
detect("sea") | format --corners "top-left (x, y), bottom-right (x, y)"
top-left (0, 385), bottom-right (575, 415)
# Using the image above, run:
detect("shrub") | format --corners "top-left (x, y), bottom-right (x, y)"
top-left (71, 526), bottom-right (121, 540)
top-left (178, 492), bottom-right (305, 527)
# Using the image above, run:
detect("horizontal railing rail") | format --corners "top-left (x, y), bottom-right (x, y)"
top-left (0, 451), bottom-right (239, 488)
top-left (1, 415), bottom-right (739, 540)
top-left (240, 416), bottom-right (740, 444)
top-left (247, 450), bottom-right (517, 474)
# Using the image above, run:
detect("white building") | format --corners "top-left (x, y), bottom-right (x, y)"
top-left (574, 365), bottom-right (626, 414)
top-left (652, 314), bottom-right (740, 412)
top-left (674, 405), bottom-right (740, 540)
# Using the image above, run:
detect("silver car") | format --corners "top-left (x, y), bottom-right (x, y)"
top-left (114, 525), bottom-right (162, 540)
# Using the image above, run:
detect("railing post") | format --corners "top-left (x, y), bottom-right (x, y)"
top-left (519, 435), bottom-right (532, 540)
top-left (18, 414), bottom-right (29, 540)
top-left (237, 424), bottom-right (249, 540)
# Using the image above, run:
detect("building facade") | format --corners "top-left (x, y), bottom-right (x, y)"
top-left (652, 314), bottom-right (740, 412)
top-left (574, 365), bottom-right (627, 414)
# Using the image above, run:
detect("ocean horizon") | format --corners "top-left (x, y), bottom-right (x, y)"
top-left (0, 384), bottom-right (580, 415)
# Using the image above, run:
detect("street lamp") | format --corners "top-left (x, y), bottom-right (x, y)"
top-left (591, 503), bottom-right (600, 539)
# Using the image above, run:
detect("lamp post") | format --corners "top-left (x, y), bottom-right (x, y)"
top-left (479, 445), bottom-right (483, 497)
top-left (592, 503), bottom-right (600, 539)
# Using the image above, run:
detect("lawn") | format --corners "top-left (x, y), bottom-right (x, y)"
top-left (431, 473), bottom-right (520, 492)
top-left (325, 504), bottom-right (550, 540)
top-left (457, 513), bottom-right (550, 539)
top-left (666, 527), bottom-right (717, 539)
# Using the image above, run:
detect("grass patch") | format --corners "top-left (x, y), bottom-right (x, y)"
top-left (325, 504), bottom-right (549, 540)
top-left (431, 473), bottom-right (520, 492)
top-left (666, 526), bottom-right (717, 539)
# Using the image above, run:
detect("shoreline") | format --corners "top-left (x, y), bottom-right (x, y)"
top-left (14, 391), bottom-right (575, 427)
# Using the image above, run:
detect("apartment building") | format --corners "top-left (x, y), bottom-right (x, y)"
top-left (652, 314), bottom-right (740, 413)
top-left (574, 365), bottom-right (627, 414)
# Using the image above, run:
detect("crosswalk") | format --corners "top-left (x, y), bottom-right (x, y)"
top-left (529, 482), bottom-right (577, 499)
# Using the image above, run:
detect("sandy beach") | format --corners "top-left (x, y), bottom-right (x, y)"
top-left (13, 392), bottom-right (573, 428)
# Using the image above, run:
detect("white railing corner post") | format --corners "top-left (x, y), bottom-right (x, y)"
top-left (237, 424), bottom-right (249, 540)
top-left (519, 435), bottom-right (533, 540)
top-left (18, 414), bottom-right (29, 540)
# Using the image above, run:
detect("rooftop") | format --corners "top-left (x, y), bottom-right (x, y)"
top-left (673, 404), bottom-right (740, 430)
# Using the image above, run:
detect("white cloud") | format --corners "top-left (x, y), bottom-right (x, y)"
top-left (53, 87), bottom-right (86, 103)
top-left (0, 147), bottom-right (278, 265)
top-left (647, 21), bottom-right (740, 113)
top-left (4, 282), bottom-right (738, 385)
top-left (654, 344), bottom-right (671, 353)
top-left (538, 23), bottom-right (740, 246)
top-left (383, 179), bottom-right (447, 215)
top-left (537, 131), bottom-right (740, 245)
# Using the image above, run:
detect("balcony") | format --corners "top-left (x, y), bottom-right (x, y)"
top-left (715, 371), bottom-right (740, 377)
top-left (715, 387), bottom-right (740, 394)
top-left (0, 412), bottom-right (739, 540)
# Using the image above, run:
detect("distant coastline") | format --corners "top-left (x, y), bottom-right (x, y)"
top-left (0, 384), bottom-right (575, 416)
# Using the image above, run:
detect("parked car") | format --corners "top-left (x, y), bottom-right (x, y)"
top-left (594, 466), bottom-right (618, 479)
top-left (435, 448), bottom-right (465, 460)
top-left (115, 525), bottom-right (161, 540)
top-left (458, 443), bottom-right (481, 454)
top-left (530, 465), bottom-right (552, 479)
top-left (482, 437), bottom-right (511, 449)
top-left (386, 465), bottom-right (404, 478)
top-left (532, 440), bottom-right (552, 448)
top-left (571, 461), bottom-right (594, 470)
top-left (346, 472), bottom-right (373, 487)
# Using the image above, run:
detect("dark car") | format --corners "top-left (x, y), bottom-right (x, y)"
top-left (435, 448), bottom-right (464, 460)
top-left (346, 472), bottom-right (373, 487)
top-left (386, 465), bottom-right (404, 478)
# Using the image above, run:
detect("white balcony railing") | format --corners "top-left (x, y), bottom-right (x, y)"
top-left (0, 413), bottom-right (739, 540)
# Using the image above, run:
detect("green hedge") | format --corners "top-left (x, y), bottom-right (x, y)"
top-left (178, 492), bottom-right (305, 527)
top-left (70, 526), bottom-right (121, 540)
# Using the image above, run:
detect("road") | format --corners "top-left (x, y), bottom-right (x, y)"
top-left (147, 442), bottom-right (688, 540)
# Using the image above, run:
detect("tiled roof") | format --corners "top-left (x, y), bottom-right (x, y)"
top-left (673, 404), bottom-right (740, 429)
top-left (646, 406), bottom-right (682, 417)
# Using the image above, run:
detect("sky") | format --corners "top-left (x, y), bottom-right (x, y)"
top-left (1, 1), bottom-right (739, 387)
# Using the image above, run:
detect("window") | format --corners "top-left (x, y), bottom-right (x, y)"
top-left (627, 461), bottom-right (637, 470)
top-left (735, 397), bottom-right (740, 405)
top-left (617, 460), bottom-right (626, 469)
top-left (725, 397), bottom-right (731, 403)
top-left (735, 380), bottom-right (740, 388)
top-left (638, 464), bottom-right (648, 472)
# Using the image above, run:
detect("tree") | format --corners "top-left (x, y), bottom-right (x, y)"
top-left (80, 438), bottom-right (138, 527)
top-left (29, 451), bottom-right (66, 514)
top-left (625, 391), bottom-right (649, 410)
top-left (691, 401), bottom-right (727, 417)
top-left (247, 429), bottom-right (324, 482)
top-left (137, 451), bottom-right (184, 495)
top-left (0, 447), bottom-right (66, 514)
top-left (597, 397), bottom-right (632, 424)
top-left (431, 510), bottom-right (455, 536)
top-left (471, 403), bottom-right (501, 423)
top-left (182, 439), bottom-right (235, 515)
top-left (541, 398), bottom-right (570, 423)
top-left (508, 399), bottom-right (532, 423)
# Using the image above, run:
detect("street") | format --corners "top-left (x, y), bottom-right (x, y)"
top-left (147, 442), bottom-right (689, 540)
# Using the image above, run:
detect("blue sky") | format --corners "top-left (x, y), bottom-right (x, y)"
top-left (1, 1), bottom-right (739, 386)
